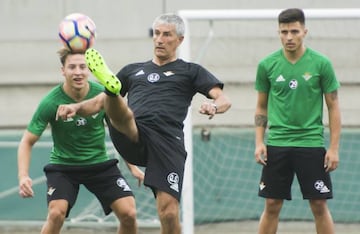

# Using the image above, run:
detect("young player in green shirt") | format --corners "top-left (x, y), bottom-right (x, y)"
top-left (254, 8), bottom-right (341, 234)
top-left (18, 48), bottom-right (143, 234)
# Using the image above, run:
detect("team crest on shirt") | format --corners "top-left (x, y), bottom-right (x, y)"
top-left (163, 71), bottom-right (175, 76)
top-left (289, 79), bottom-right (298, 89)
top-left (167, 172), bottom-right (179, 192)
top-left (302, 72), bottom-right (312, 81)
top-left (91, 113), bottom-right (99, 119)
top-left (147, 73), bottom-right (160, 83)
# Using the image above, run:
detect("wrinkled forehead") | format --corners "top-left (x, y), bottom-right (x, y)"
top-left (153, 22), bottom-right (176, 31)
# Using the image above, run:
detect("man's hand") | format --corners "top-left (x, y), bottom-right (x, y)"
top-left (324, 148), bottom-right (339, 172)
top-left (19, 176), bottom-right (34, 198)
top-left (56, 104), bottom-right (78, 121)
top-left (199, 102), bottom-right (217, 119)
top-left (254, 143), bottom-right (267, 166)
top-left (129, 165), bottom-right (145, 187)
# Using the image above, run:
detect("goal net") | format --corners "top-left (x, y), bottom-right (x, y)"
top-left (2, 128), bottom-right (360, 232)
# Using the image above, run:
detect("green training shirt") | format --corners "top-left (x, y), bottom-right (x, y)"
top-left (255, 48), bottom-right (340, 147)
top-left (27, 81), bottom-right (109, 165)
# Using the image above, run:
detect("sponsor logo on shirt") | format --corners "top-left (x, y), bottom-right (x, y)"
top-left (135, 70), bottom-right (145, 76)
top-left (289, 79), bottom-right (298, 89)
top-left (76, 117), bottom-right (87, 126)
top-left (276, 75), bottom-right (286, 82)
top-left (147, 73), bottom-right (160, 83)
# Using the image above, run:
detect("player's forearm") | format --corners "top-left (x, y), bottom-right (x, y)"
top-left (17, 142), bottom-right (32, 179)
top-left (213, 94), bottom-right (231, 114)
top-left (77, 93), bottom-right (105, 116)
top-left (254, 113), bottom-right (267, 146)
top-left (207, 87), bottom-right (231, 114)
top-left (328, 105), bottom-right (341, 152)
top-left (325, 91), bottom-right (341, 152)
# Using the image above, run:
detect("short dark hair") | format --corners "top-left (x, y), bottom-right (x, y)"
top-left (278, 8), bottom-right (305, 25)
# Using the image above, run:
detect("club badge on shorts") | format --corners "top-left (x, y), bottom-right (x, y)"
top-left (167, 172), bottom-right (179, 192)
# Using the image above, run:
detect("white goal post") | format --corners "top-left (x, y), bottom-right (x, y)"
top-left (178, 8), bottom-right (360, 234)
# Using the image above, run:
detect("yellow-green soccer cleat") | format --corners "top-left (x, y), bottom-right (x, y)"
top-left (85, 48), bottom-right (121, 95)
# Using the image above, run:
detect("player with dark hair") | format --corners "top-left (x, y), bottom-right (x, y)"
top-left (18, 48), bottom-right (143, 234)
top-left (57, 13), bottom-right (231, 234)
top-left (254, 8), bottom-right (341, 234)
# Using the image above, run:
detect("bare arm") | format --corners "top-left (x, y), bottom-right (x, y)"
top-left (254, 92), bottom-right (268, 165)
top-left (56, 92), bottom-right (105, 120)
top-left (18, 130), bottom-right (40, 198)
top-left (199, 86), bottom-right (232, 119)
top-left (324, 90), bottom-right (341, 172)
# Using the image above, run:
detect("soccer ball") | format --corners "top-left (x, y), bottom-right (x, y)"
top-left (59, 13), bottom-right (96, 52)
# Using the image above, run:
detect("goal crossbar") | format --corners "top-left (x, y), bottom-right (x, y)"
top-left (178, 8), bottom-right (360, 20)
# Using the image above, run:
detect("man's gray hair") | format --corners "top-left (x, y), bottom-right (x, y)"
top-left (152, 13), bottom-right (185, 37)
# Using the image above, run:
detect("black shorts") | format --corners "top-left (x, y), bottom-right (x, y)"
top-left (108, 121), bottom-right (187, 201)
top-left (43, 159), bottom-right (134, 217)
top-left (258, 146), bottom-right (333, 200)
